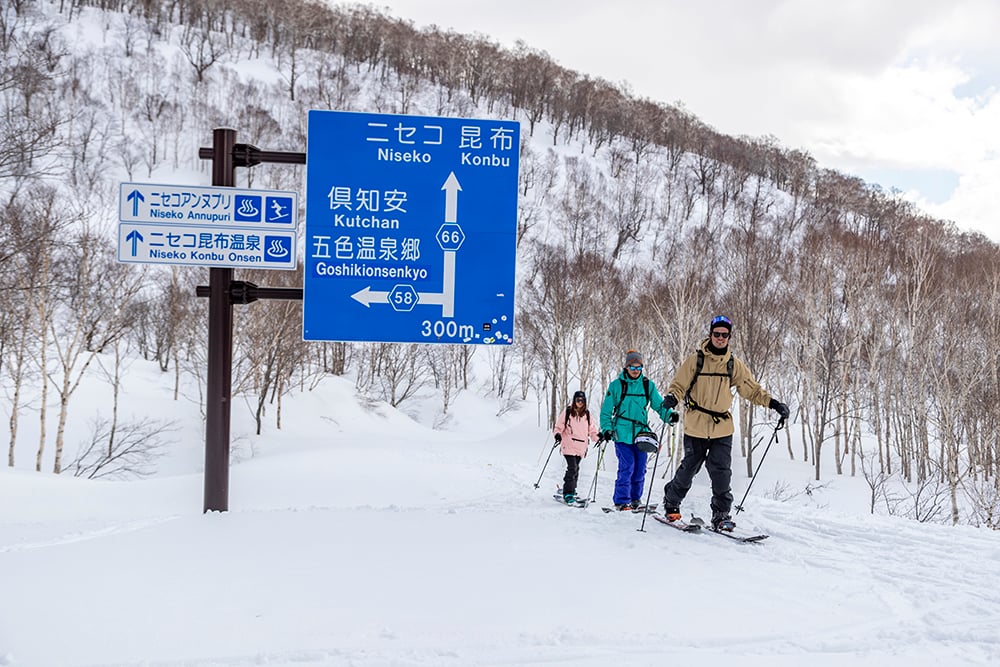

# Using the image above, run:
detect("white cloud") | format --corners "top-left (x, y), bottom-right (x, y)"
top-left (924, 158), bottom-right (1000, 238)
top-left (372, 0), bottom-right (1000, 239)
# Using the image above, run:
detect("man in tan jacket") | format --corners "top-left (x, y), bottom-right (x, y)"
top-left (660, 315), bottom-right (789, 531)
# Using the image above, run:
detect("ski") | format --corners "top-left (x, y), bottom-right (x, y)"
top-left (600, 503), bottom-right (658, 514)
top-left (552, 493), bottom-right (590, 508)
top-left (652, 514), bottom-right (701, 532)
top-left (689, 516), bottom-right (768, 543)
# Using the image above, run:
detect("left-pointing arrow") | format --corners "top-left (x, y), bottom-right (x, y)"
top-left (126, 189), bottom-right (145, 217)
top-left (125, 229), bottom-right (144, 256)
top-left (350, 285), bottom-right (390, 307)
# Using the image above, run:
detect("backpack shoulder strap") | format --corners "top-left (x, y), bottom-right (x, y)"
top-left (686, 350), bottom-right (706, 398)
top-left (619, 377), bottom-right (650, 406)
top-left (612, 378), bottom-right (628, 419)
top-left (684, 349), bottom-right (735, 423)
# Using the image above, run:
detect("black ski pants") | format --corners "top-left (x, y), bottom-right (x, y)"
top-left (562, 455), bottom-right (582, 495)
top-left (662, 433), bottom-right (733, 515)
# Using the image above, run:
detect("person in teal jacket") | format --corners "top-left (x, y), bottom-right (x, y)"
top-left (599, 349), bottom-right (675, 509)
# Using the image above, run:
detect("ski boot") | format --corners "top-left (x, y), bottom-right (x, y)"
top-left (563, 493), bottom-right (577, 504)
top-left (663, 505), bottom-right (682, 522)
top-left (711, 511), bottom-right (736, 532)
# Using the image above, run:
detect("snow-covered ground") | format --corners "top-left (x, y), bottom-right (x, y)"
top-left (2, 361), bottom-right (999, 667)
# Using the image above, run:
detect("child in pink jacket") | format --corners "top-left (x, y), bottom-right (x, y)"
top-left (554, 390), bottom-right (601, 503)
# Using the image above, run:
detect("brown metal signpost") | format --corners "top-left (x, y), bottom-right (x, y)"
top-left (197, 128), bottom-right (305, 512)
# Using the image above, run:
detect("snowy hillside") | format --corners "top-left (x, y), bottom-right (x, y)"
top-left (3, 4), bottom-right (1000, 663)
top-left (2, 361), bottom-right (999, 667)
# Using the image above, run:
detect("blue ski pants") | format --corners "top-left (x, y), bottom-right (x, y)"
top-left (612, 441), bottom-right (648, 505)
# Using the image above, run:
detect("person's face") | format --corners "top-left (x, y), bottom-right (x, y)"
top-left (626, 363), bottom-right (643, 378)
top-left (711, 328), bottom-right (731, 345)
top-left (575, 397), bottom-right (586, 408)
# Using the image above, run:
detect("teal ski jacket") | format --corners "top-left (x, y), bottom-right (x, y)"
top-left (599, 370), bottom-right (672, 444)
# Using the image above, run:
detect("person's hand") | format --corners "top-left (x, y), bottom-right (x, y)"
top-left (663, 394), bottom-right (678, 411)
top-left (666, 409), bottom-right (679, 425)
top-left (554, 433), bottom-right (562, 443)
top-left (769, 398), bottom-right (790, 424)
top-left (602, 430), bottom-right (613, 442)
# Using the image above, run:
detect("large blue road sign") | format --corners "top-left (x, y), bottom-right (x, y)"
top-left (304, 110), bottom-right (520, 344)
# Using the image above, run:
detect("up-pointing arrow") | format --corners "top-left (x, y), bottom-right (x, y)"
top-left (126, 189), bottom-right (145, 217)
top-left (125, 229), bottom-right (144, 256)
top-left (442, 172), bottom-right (461, 223)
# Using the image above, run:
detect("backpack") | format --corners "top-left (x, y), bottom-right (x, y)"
top-left (684, 349), bottom-right (735, 423)
top-left (617, 376), bottom-right (650, 409)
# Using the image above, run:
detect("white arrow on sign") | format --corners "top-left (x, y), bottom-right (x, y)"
top-left (442, 172), bottom-right (461, 223)
top-left (416, 250), bottom-right (455, 316)
top-left (351, 174), bottom-right (461, 317)
top-left (350, 286), bottom-right (390, 307)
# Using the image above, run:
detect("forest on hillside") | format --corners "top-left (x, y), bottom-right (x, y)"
top-left (2, 0), bottom-right (999, 528)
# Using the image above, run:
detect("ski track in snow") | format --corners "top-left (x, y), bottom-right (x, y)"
top-left (0, 516), bottom-right (180, 554)
top-left (4, 435), bottom-right (1000, 666)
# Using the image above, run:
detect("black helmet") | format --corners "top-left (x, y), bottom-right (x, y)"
top-left (710, 315), bottom-right (732, 332)
top-left (572, 390), bottom-right (587, 404)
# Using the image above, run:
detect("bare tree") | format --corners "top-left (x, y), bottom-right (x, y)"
top-left (370, 343), bottom-right (432, 409)
top-left (230, 267), bottom-right (308, 434)
top-left (47, 223), bottom-right (145, 473)
top-left (66, 415), bottom-right (173, 480)
top-left (179, 22), bottom-right (228, 84)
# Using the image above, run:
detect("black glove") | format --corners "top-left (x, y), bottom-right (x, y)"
top-left (769, 398), bottom-right (790, 421)
top-left (666, 409), bottom-right (679, 425)
top-left (663, 394), bottom-right (678, 411)
top-left (602, 430), bottom-right (613, 442)
top-left (554, 433), bottom-right (562, 443)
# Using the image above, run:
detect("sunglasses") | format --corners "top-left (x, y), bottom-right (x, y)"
top-left (627, 365), bottom-right (643, 371)
top-left (711, 331), bottom-right (730, 339)
top-left (574, 397), bottom-right (585, 402)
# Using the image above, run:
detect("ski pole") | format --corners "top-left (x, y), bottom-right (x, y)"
top-left (586, 436), bottom-right (607, 502)
top-left (533, 437), bottom-right (560, 489)
top-left (734, 416), bottom-right (785, 514)
top-left (660, 426), bottom-right (677, 479)
top-left (638, 413), bottom-right (672, 532)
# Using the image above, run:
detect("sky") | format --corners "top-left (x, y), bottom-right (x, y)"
top-left (371, 0), bottom-right (1000, 241)
top-left (3, 359), bottom-right (1000, 666)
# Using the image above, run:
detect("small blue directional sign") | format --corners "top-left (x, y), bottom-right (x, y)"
top-left (119, 182), bottom-right (297, 227)
top-left (117, 182), bottom-right (299, 270)
top-left (116, 223), bottom-right (297, 269)
top-left (303, 110), bottom-right (519, 344)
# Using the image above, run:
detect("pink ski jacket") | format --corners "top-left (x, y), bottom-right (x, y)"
top-left (553, 409), bottom-right (599, 457)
